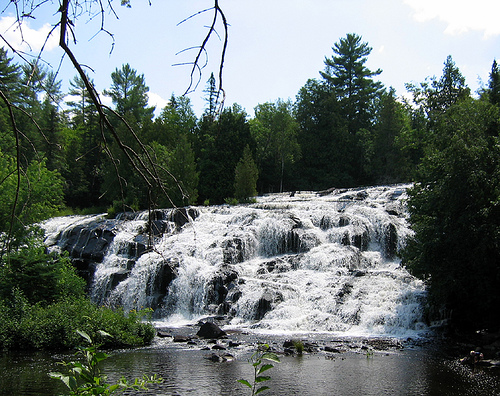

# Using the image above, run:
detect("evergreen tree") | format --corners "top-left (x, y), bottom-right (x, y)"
top-left (406, 55), bottom-right (470, 121)
top-left (294, 78), bottom-right (353, 189)
top-left (403, 98), bottom-right (500, 331)
top-left (203, 72), bottom-right (219, 120)
top-left (234, 145), bottom-right (258, 202)
top-left (65, 74), bottom-right (104, 208)
top-left (488, 59), bottom-right (500, 106)
top-left (367, 88), bottom-right (412, 183)
top-left (101, 64), bottom-right (155, 208)
top-left (320, 33), bottom-right (383, 134)
top-left (195, 104), bottom-right (254, 204)
top-left (105, 63), bottom-right (154, 125)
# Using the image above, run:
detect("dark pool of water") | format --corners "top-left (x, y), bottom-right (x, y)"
top-left (1, 333), bottom-right (500, 395)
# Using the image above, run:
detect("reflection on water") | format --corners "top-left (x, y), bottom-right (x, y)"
top-left (2, 336), bottom-right (500, 396)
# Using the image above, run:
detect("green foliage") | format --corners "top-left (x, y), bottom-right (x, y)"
top-left (195, 104), bottom-right (254, 204)
top-left (234, 145), bottom-right (259, 202)
top-left (237, 344), bottom-right (280, 395)
top-left (292, 340), bottom-right (304, 355)
top-left (0, 230), bottom-right (85, 304)
top-left (224, 197), bottom-right (239, 206)
top-left (251, 99), bottom-right (300, 193)
top-left (0, 154), bottom-right (65, 243)
top-left (0, 234), bottom-right (155, 350)
top-left (403, 97), bottom-right (500, 330)
top-left (49, 330), bottom-right (161, 395)
top-left (0, 296), bottom-right (155, 350)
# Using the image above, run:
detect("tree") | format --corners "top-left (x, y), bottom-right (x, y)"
top-left (294, 78), bottom-right (354, 189)
top-left (203, 72), bottom-right (219, 120)
top-left (320, 33), bottom-right (383, 134)
top-left (488, 59), bottom-right (500, 106)
top-left (1, 0), bottom-right (228, 227)
top-left (406, 55), bottom-right (470, 122)
top-left (65, 74), bottom-right (104, 208)
top-left (403, 97), bottom-right (500, 331)
top-left (366, 88), bottom-right (413, 183)
top-left (195, 104), bottom-right (254, 204)
top-left (234, 145), bottom-right (258, 202)
top-left (251, 99), bottom-right (300, 193)
top-left (105, 63), bottom-right (155, 126)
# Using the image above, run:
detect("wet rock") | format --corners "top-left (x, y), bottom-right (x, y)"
top-left (197, 322), bottom-right (227, 339)
top-left (207, 353), bottom-right (223, 362)
top-left (156, 330), bottom-right (172, 338)
top-left (173, 335), bottom-right (191, 342)
top-left (109, 269), bottom-right (130, 289)
top-left (383, 223), bottom-right (398, 259)
top-left (223, 237), bottom-right (246, 264)
top-left (255, 292), bottom-right (274, 320)
top-left (212, 344), bottom-right (226, 350)
top-left (355, 191), bottom-right (369, 200)
top-left (324, 346), bottom-right (341, 353)
top-left (205, 269), bottom-right (239, 308)
top-left (170, 207), bottom-right (199, 230)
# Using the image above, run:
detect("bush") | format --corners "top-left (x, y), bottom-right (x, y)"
top-left (0, 229), bottom-right (86, 305)
top-left (0, 297), bottom-right (155, 350)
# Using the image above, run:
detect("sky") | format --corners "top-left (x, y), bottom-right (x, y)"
top-left (1, 0), bottom-right (499, 117)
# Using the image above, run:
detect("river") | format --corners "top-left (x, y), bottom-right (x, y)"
top-left (1, 330), bottom-right (500, 395)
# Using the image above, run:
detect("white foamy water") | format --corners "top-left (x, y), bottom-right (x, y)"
top-left (43, 184), bottom-right (427, 338)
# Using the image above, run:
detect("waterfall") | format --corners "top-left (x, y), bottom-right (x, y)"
top-left (42, 184), bottom-right (427, 337)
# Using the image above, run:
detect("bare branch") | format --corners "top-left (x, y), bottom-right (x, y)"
top-left (176, 0), bottom-right (228, 109)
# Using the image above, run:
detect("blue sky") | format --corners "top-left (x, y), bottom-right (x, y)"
top-left (1, 0), bottom-right (499, 117)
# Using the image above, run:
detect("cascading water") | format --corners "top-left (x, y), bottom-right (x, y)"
top-left (42, 184), bottom-right (427, 337)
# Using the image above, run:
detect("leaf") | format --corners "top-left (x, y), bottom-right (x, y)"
top-left (257, 364), bottom-right (274, 375)
top-left (237, 379), bottom-right (252, 388)
top-left (98, 330), bottom-right (113, 338)
top-left (261, 352), bottom-right (280, 363)
top-left (255, 375), bottom-right (271, 383)
top-left (255, 385), bottom-right (270, 394)
top-left (49, 373), bottom-right (71, 390)
top-left (76, 329), bottom-right (92, 344)
top-left (94, 351), bottom-right (109, 363)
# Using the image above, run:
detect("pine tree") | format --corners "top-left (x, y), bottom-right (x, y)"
top-left (320, 33), bottom-right (383, 134)
top-left (489, 59), bottom-right (500, 106)
top-left (234, 145), bottom-right (258, 202)
top-left (105, 63), bottom-right (154, 126)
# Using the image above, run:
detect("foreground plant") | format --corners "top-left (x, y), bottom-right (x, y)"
top-left (237, 343), bottom-right (280, 395)
top-left (49, 330), bottom-right (161, 395)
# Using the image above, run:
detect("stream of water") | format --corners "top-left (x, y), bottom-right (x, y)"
top-left (2, 333), bottom-right (500, 395)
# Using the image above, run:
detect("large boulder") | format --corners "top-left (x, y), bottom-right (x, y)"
top-left (197, 322), bottom-right (226, 339)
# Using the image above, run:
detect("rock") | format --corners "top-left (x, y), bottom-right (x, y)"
top-left (197, 322), bottom-right (226, 339)
top-left (156, 330), bottom-right (172, 338)
top-left (207, 353), bottom-right (222, 362)
top-left (173, 335), bottom-right (191, 342)
top-left (255, 292), bottom-right (274, 320)
top-left (170, 207), bottom-right (199, 230)
top-left (212, 344), bottom-right (226, 350)
top-left (324, 346), bottom-right (341, 353)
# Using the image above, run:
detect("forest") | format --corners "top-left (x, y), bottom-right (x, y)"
top-left (1, 29), bottom-right (500, 343)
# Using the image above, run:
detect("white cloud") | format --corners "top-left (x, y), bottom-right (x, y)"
top-left (404, 0), bottom-right (500, 38)
top-left (148, 92), bottom-right (169, 114)
top-left (0, 16), bottom-right (59, 53)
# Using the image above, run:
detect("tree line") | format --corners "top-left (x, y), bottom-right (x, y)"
top-left (1, 32), bottom-right (500, 332)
